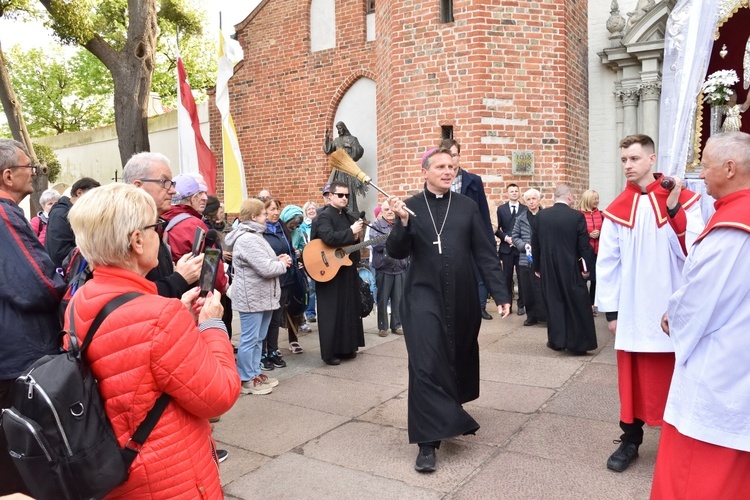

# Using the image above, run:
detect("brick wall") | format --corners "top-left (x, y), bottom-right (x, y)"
top-left (209, 0), bottom-right (589, 213)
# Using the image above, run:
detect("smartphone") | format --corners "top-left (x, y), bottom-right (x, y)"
top-left (192, 226), bottom-right (206, 256)
top-left (199, 249), bottom-right (222, 298)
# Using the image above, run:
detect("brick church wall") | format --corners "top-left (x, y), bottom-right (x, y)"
top-left (209, 0), bottom-right (589, 212)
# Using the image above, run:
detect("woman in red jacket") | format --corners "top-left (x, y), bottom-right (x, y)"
top-left (579, 189), bottom-right (604, 316)
top-left (67, 183), bottom-right (240, 499)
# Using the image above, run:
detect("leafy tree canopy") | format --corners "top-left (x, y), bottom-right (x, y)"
top-left (3, 0), bottom-right (216, 138)
top-left (7, 46), bottom-right (114, 135)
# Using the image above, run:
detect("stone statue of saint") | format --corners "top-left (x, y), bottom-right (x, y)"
top-left (722, 92), bottom-right (750, 133)
top-left (323, 121), bottom-right (367, 213)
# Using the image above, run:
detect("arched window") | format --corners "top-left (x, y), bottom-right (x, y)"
top-left (311, 0), bottom-right (336, 52)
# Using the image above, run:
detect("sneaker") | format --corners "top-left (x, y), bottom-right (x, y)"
top-left (241, 377), bottom-right (272, 395)
top-left (257, 373), bottom-right (279, 388)
top-left (307, 315), bottom-right (317, 323)
top-left (300, 323), bottom-right (312, 333)
top-left (415, 445), bottom-right (436, 472)
top-left (260, 355), bottom-right (275, 371)
top-left (208, 416), bottom-right (221, 423)
top-left (378, 330), bottom-right (388, 337)
top-left (391, 328), bottom-right (403, 335)
top-left (216, 449), bottom-right (229, 463)
top-left (270, 350), bottom-right (287, 368)
top-left (606, 440), bottom-right (639, 472)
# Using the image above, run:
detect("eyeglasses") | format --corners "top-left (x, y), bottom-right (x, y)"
top-left (11, 164), bottom-right (39, 175)
top-left (143, 219), bottom-right (167, 236)
top-left (139, 178), bottom-right (175, 190)
top-left (332, 193), bottom-right (349, 199)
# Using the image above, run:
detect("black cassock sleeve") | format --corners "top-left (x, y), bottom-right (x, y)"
top-left (469, 204), bottom-right (510, 305)
top-left (386, 216), bottom-right (415, 260)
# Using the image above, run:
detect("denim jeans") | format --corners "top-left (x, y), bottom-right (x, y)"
top-left (305, 277), bottom-right (316, 319)
top-left (237, 310), bottom-right (273, 381)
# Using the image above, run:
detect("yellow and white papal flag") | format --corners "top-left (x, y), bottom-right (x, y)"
top-left (216, 30), bottom-right (247, 213)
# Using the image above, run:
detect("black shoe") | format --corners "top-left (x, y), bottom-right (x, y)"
top-left (569, 350), bottom-right (588, 356)
top-left (546, 341), bottom-right (563, 351)
top-left (216, 449), bottom-right (228, 463)
top-left (270, 351), bottom-right (287, 368)
top-left (481, 309), bottom-right (493, 320)
top-left (339, 352), bottom-right (357, 360)
top-left (324, 357), bottom-right (341, 366)
top-left (415, 445), bottom-right (436, 472)
top-left (523, 318), bottom-right (538, 326)
top-left (260, 355), bottom-right (275, 371)
top-left (517, 306), bottom-right (525, 316)
top-left (607, 440), bottom-right (639, 472)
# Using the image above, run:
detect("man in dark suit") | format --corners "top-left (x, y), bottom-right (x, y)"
top-left (532, 184), bottom-right (597, 354)
top-left (440, 139), bottom-right (495, 320)
top-left (495, 183), bottom-right (526, 315)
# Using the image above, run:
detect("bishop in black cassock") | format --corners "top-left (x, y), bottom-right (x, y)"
top-left (531, 185), bottom-right (597, 354)
top-left (386, 148), bottom-right (510, 473)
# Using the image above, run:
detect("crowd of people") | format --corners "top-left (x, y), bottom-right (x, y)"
top-left (2, 130), bottom-right (750, 497)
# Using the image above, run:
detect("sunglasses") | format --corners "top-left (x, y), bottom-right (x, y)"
top-left (332, 193), bottom-right (349, 199)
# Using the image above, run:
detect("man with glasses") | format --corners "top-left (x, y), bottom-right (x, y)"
top-left (0, 139), bottom-right (67, 495)
top-left (45, 176), bottom-right (101, 268)
top-left (310, 181), bottom-right (365, 365)
top-left (123, 152), bottom-right (203, 299)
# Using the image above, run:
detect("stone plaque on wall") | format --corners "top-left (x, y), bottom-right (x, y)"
top-left (512, 151), bottom-right (534, 175)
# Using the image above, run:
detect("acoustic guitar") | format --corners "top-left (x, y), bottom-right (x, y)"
top-left (303, 233), bottom-right (389, 282)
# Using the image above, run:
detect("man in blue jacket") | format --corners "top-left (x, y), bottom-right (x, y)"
top-left (0, 139), bottom-right (67, 495)
top-left (440, 139), bottom-right (495, 320)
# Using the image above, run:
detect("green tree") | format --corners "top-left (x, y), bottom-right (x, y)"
top-left (37, 0), bottom-right (209, 165)
top-left (7, 46), bottom-right (114, 136)
top-left (33, 142), bottom-right (60, 182)
top-left (0, 0), bottom-right (48, 213)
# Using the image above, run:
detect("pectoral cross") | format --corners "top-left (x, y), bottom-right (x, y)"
top-left (433, 237), bottom-right (443, 254)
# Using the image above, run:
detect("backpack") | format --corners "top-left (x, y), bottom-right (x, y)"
top-left (58, 248), bottom-right (93, 324)
top-left (162, 213), bottom-right (192, 255)
top-left (286, 266), bottom-right (309, 316)
top-left (357, 265), bottom-right (375, 318)
top-left (1, 293), bottom-right (171, 500)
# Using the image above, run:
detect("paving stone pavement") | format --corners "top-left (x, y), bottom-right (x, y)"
top-left (215, 307), bottom-right (655, 499)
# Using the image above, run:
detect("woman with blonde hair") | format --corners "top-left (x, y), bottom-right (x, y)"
top-left (579, 189), bottom-right (604, 315)
top-left (66, 183), bottom-right (240, 498)
top-left (225, 198), bottom-right (291, 394)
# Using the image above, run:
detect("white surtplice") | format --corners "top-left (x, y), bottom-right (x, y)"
top-left (595, 195), bottom-right (703, 352)
top-left (665, 227), bottom-right (750, 451)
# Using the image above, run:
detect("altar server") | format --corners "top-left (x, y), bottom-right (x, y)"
top-left (651, 131), bottom-right (750, 498)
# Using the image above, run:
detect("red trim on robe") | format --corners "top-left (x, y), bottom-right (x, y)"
top-left (603, 174), bottom-right (700, 230)
top-left (695, 188), bottom-right (750, 244)
top-left (616, 350), bottom-right (674, 426)
top-left (651, 423), bottom-right (750, 500)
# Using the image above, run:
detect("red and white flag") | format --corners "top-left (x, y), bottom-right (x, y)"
top-left (177, 57), bottom-right (217, 194)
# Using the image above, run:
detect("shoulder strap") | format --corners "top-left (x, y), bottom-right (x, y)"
top-left (80, 292), bottom-right (143, 353)
top-left (121, 393), bottom-right (171, 468)
top-left (165, 213), bottom-right (192, 233)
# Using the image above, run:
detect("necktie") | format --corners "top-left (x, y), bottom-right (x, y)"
top-left (511, 205), bottom-right (516, 216)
